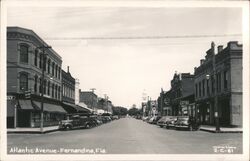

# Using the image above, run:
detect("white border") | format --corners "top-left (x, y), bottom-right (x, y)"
top-left (1, 1), bottom-right (249, 161)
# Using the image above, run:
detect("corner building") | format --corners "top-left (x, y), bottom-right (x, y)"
top-left (194, 41), bottom-right (242, 127)
top-left (7, 27), bottom-right (66, 128)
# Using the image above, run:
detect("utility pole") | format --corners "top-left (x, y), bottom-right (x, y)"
top-left (211, 42), bottom-right (220, 132)
top-left (38, 44), bottom-right (51, 133)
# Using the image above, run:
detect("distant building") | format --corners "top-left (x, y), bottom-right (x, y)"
top-left (62, 66), bottom-right (75, 104)
top-left (170, 72), bottom-right (195, 116)
top-left (7, 27), bottom-right (66, 128)
top-left (194, 41), bottom-right (242, 127)
top-left (157, 90), bottom-right (172, 116)
top-left (79, 91), bottom-right (98, 111)
top-left (75, 78), bottom-right (80, 105)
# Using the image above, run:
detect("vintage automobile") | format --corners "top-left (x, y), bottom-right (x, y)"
top-left (59, 114), bottom-right (97, 130)
top-left (174, 116), bottom-right (200, 131)
top-left (157, 116), bottom-right (173, 128)
top-left (165, 116), bottom-right (178, 129)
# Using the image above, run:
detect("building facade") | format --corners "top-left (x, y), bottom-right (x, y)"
top-left (79, 91), bottom-right (98, 111)
top-left (170, 72), bottom-right (195, 116)
top-left (62, 67), bottom-right (75, 104)
top-left (194, 41), bottom-right (242, 127)
top-left (7, 27), bottom-right (66, 128)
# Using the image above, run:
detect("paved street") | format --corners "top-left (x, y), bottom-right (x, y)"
top-left (7, 118), bottom-right (242, 154)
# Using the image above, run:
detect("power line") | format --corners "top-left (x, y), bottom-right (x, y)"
top-left (44, 34), bottom-right (242, 40)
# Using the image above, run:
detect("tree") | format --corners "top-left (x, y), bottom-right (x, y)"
top-left (128, 107), bottom-right (140, 116)
top-left (112, 106), bottom-right (128, 116)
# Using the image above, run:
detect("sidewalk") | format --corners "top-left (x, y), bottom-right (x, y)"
top-left (7, 126), bottom-right (60, 134)
top-left (199, 125), bottom-right (242, 133)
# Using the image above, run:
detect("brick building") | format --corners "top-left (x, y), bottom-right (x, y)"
top-left (170, 72), bottom-right (195, 116)
top-left (79, 91), bottom-right (98, 112)
top-left (194, 41), bottom-right (242, 127)
top-left (7, 27), bottom-right (66, 128)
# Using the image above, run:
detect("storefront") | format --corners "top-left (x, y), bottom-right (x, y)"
top-left (12, 99), bottom-right (67, 128)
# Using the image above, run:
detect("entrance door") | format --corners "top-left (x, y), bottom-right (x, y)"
top-left (17, 110), bottom-right (30, 127)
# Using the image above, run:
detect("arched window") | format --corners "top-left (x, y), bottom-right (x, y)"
top-left (47, 81), bottom-right (50, 96)
top-left (19, 72), bottom-right (28, 91)
top-left (52, 62), bottom-right (55, 76)
top-left (20, 44), bottom-right (29, 63)
top-left (48, 59), bottom-right (51, 74)
top-left (34, 50), bottom-right (38, 66)
top-left (34, 75), bottom-right (38, 93)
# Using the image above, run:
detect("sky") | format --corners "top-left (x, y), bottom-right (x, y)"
top-left (7, 6), bottom-right (242, 108)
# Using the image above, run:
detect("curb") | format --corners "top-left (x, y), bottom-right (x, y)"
top-left (200, 128), bottom-right (243, 133)
top-left (7, 129), bottom-right (59, 134)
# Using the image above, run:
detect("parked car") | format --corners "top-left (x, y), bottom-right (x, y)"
top-left (142, 116), bottom-right (148, 121)
top-left (148, 116), bottom-right (155, 124)
top-left (157, 116), bottom-right (172, 128)
top-left (59, 114), bottom-right (96, 130)
top-left (165, 116), bottom-right (178, 129)
top-left (152, 116), bottom-right (162, 124)
top-left (112, 115), bottom-right (119, 120)
top-left (175, 116), bottom-right (200, 131)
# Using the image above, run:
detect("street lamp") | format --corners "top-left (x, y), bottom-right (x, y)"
top-left (37, 45), bottom-right (51, 132)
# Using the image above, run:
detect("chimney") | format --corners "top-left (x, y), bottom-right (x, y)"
top-left (67, 66), bottom-right (69, 73)
top-left (217, 45), bottom-right (223, 53)
top-left (200, 59), bottom-right (205, 65)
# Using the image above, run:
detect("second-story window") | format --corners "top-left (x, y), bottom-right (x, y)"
top-left (224, 71), bottom-right (228, 90)
top-left (55, 65), bottom-right (58, 78)
top-left (48, 59), bottom-right (51, 74)
top-left (34, 75), bottom-right (38, 93)
top-left (195, 83), bottom-right (198, 98)
top-left (202, 79), bottom-right (205, 97)
top-left (52, 62), bottom-right (55, 76)
top-left (39, 54), bottom-right (42, 69)
top-left (20, 44), bottom-right (29, 63)
top-left (19, 72), bottom-right (28, 91)
top-left (206, 79), bottom-right (210, 95)
top-left (47, 81), bottom-right (50, 96)
top-left (199, 82), bottom-right (201, 97)
top-left (34, 50), bottom-right (38, 66)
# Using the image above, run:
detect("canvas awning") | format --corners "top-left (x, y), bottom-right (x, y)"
top-left (33, 101), bottom-right (67, 113)
top-left (18, 100), bottom-right (38, 110)
top-left (62, 102), bottom-right (90, 113)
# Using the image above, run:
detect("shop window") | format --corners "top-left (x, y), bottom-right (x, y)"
top-left (19, 72), bottom-right (28, 91)
top-left (20, 44), bottom-right (29, 63)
